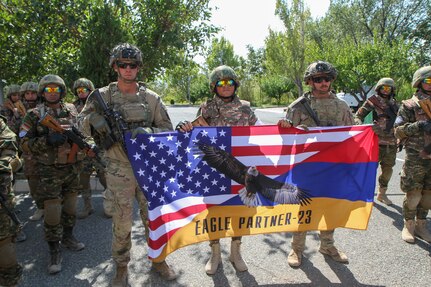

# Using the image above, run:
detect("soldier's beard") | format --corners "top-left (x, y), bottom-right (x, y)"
top-left (26, 100), bottom-right (37, 108)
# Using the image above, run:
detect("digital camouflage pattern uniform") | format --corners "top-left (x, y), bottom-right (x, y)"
top-left (1, 85), bottom-right (25, 136)
top-left (394, 66), bottom-right (431, 243)
top-left (0, 116), bottom-right (22, 287)
top-left (79, 82), bottom-right (173, 268)
top-left (355, 78), bottom-right (398, 204)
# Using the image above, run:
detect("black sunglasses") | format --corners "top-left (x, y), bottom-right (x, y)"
top-left (117, 62), bottom-right (138, 69)
top-left (312, 76), bottom-right (333, 83)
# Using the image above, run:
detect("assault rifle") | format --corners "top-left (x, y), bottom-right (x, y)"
top-left (0, 191), bottom-right (23, 232)
top-left (39, 113), bottom-right (106, 167)
top-left (417, 98), bottom-right (431, 157)
top-left (367, 95), bottom-right (398, 132)
top-left (91, 89), bottom-right (129, 152)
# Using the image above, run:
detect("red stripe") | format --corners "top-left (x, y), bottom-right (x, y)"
top-left (148, 227), bottom-right (181, 250)
top-left (231, 125), bottom-right (370, 136)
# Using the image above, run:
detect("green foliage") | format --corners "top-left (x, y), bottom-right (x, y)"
top-left (260, 74), bottom-right (294, 105)
top-left (205, 37), bottom-right (242, 71)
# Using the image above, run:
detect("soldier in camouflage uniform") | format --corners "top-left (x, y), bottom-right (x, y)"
top-left (176, 65), bottom-right (262, 275)
top-left (1, 85), bottom-right (26, 136)
top-left (278, 61), bottom-right (353, 267)
top-left (355, 78), bottom-right (399, 205)
top-left (78, 43), bottom-right (176, 285)
top-left (394, 66), bottom-right (431, 243)
top-left (19, 74), bottom-right (90, 274)
top-left (0, 116), bottom-right (22, 287)
top-left (20, 82), bottom-right (45, 221)
top-left (71, 78), bottom-right (107, 219)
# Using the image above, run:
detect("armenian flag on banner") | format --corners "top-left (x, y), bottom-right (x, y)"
top-left (125, 125), bottom-right (378, 262)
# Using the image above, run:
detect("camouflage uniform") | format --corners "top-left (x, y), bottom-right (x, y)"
top-left (20, 74), bottom-right (86, 274)
top-left (0, 116), bottom-right (22, 287)
top-left (394, 66), bottom-right (431, 243)
top-left (355, 78), bottom-right (398, 205)
top-left (284, 61), bottom-right (353, 266)
top-left (0, 85), bottom-right (25, 136)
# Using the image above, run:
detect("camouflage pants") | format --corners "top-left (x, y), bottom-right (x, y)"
top-left (106, 159), bottom-right (148, 267)
top-left (79, 159), bottom-right (107, 198)
top-left (378, 145), bottom-right (397, 188)
top-left (36, 164), bottom-right (81, 241)
top-left (400, 148), bottom-right (431, 220)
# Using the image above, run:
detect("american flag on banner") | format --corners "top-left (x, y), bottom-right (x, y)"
top-left (125, 125), bottom-right (378, 262)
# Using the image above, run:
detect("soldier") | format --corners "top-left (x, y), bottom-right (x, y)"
top-left (0, 116), bottom-right (22, 287)
top-left (20, 82), bottom-right (44, 221)
top-left (278, 61), bottom-right (353, 267)
top-left (78, 43), bottom-right (177, 285)
top-left (176, 65), bottom-right (262, 275)
top-left (1, 84), bottom-right (26, 135)
top-left (355, 78), bottom-right (399, 205)
top-left (71, 78), bottom-right (107, 219)
top-left (19, 74), bottom-right (89, 274)
top-left (394, 66), bottom-right (431, 243)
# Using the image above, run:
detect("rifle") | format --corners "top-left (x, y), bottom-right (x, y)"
top-left (367, 95), bottom-right (398, 132)
top-left (39, 113), bottom-right (106, 168)
top-left (299, 96), bottom-right (320, 126)
top-left (0, 191), bottom-right (23, 232)
top-left (191, 115), bottom-right (209, 127)
top-left (417, 98), bottom-right (431, 157)
top-left (92, 89), bottom-right (128, 152)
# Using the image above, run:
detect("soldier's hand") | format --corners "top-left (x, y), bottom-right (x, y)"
top-left (278, 119), bottom-right (292, 128)
top-left (297, 124), bottom-right (309, 131)
top-left (131, 127), bottom-right (152, 139)
top-left (47, 132), bottom-right (67, 147)
top-left (176, 121), bottom-right (193, 132)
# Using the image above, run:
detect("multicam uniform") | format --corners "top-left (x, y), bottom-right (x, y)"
top-left (79, 82), bottom-right (173, 268)
top-left (355, 92), bottom-right (398, 195)
top-left (0, 116), bottom-right (22, 287)
top-left (285, 91), bottom-right (354, 254)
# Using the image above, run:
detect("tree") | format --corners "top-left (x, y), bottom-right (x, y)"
top-left (205, 37), bottom-right (241, 71)
top-left (260, 74), bottom-right (293, 105)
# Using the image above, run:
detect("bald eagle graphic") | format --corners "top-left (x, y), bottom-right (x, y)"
top-left (198, 144), bottom-right (311, 207)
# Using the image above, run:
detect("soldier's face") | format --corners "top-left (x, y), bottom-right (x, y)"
top-left (10, 93), bottom-right (21, 103)
top-left (24, 91), bottom-right (37, 102)
top-left (215, 79), bottom-right (235, 100)
top-left (422, 81), bottom-right (431, 92)
top-left (309, 75), bottom-right (332, 97)
top-left (76, 87), bottom-right (90, 99)
top-left (115, 60), bottom-right (139, 82)
top-left (43, 84), bottom-right (62, 104)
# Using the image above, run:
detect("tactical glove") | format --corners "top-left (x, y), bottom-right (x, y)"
top-left (131, 127), bottom-right (153, 139)
top-left (47, 132), bottom-right (67, 147)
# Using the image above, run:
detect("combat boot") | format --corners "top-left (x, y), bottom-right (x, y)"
top-left (111, 264), bottom-right (129, 287)
top-left (29, 208), bottom-right (44, 221)
top-left (376, 187), bottom-right (392, 205)
top-left (415, 219), bottom-right (431, 242)
top-left (287, 249), bottom-right (302, 267)
top-left (61, 226), bottom-right (85, 251)
top-left (319, 246), bottom-right (349, 263)
top-left (401, 219), bottom-right (415, 243)
top-left (77, 196), bottom-right (94, 219)
top-left (205, 241), bottom-right (221, 275)
top-left (229, 239), bottom-right (248, 272)
top-left (151, 261), bottom-right (177, 280)
top-left (47, 241), bottom-right (62, 274)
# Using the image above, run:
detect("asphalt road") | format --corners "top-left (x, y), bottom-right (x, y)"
top-left (13, 106), bottom-right (431, 287)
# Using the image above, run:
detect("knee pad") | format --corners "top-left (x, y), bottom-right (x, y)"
top-left (44, 198), bottom-right (62, 226)
top-left (62, 192), bottom-right (78, 215)
top-left (0, 237), bottom-right (17, 268)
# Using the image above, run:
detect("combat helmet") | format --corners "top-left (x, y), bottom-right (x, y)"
top-left (412, 66), bottom-right (431, 88)
top-left (209, 65), bottom-right (240, 92)
top-left (20, 82), bottom-right (38, 94)
top-left (304, 61), bottom-right (338, 82)
top-left (72, 78), bottom-right (95, 96)
top-left (375, 77), bottom-right (396, 92)
top-left (38, 74), bottom-right (67, 98)
top-left (5, 84), bottom-right (21, 99)
top-left (109, 43), bottom-right (142, 67)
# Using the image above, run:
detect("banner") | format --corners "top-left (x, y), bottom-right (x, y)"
top-left (125, 125), bottom-right (378, 262)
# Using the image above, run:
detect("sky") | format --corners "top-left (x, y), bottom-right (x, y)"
top-left (208, 0), bottom-right (330, 58)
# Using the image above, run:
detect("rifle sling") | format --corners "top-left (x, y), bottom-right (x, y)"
top-left (299, 97), bottom-right (320, 126)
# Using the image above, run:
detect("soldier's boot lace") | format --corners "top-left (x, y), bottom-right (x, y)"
top-left (229, 239), bottom-right (248, 272)
top-left (77, 196), bottom-right (94, 219)
top-left (402, 219), bottom-right (415, 243)
top-left (377, 187), bottom-right (393, 205)
top-left (151, 260), bottom-right (177, 280)
top-left (47, 241), bottom-right (62, 274)
top-left (205, 241), bottom-right (221, 275)
top-left (287, 248), bottom-right (302, 267)
top-left (319, 246), bottom-right (349, 263)
top-left (415, 219), bottom-right (431, 242)
top-left (111, 265), bottom-right (129, 287)
top-left (61, 227), bottom-right (85, 251)
top-left (29, 208), bottom-right (44, 221)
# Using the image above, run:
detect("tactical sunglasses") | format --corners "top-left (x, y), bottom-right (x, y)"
top-left (422, 78), bottom-right (431, 84)
top-left (76, 87), bottom-right (90, 94)
top-left (43, 87), bottom-right (62, 93)
top-left (380, 85), bottom-right (392, 92)
top-left (312, 76), bottom-right (333, 83)
top-left (116, 61), bottom-right (138, 69)
top-left (215, 79), bottom-right (236, 87)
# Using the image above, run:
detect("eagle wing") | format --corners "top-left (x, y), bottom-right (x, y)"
top-left (198, 144), bottom-right (248, 185)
